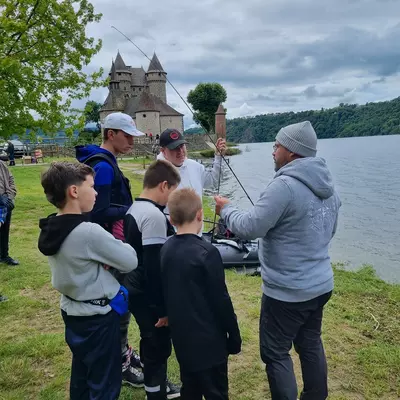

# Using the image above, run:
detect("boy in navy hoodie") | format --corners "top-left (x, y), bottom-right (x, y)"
top-left (38, 162), bottom-right (138, 400)
top-left (161, 188), bottom-right (241, 400)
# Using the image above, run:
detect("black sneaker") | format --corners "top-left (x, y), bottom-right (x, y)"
top-left (0, 294), bottom-right (8, 302)
top-left (1, 256), bottom-right (19, 266)
top-left (166, 379), bottom-right (181, 399)
top-left (130, 347), bottom-right (142, 369)
top-left (122, 365), bottom-right (144, 388)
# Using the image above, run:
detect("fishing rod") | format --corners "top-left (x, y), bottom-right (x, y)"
top-left (111, 26), bottom-right (254, 206)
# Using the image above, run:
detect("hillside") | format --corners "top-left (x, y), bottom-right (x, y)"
top-left (225, 97), bottom-right (400, 143)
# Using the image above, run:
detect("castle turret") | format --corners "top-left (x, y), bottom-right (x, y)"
top-left (146, 53), bottom-right (167, 103)
top-left (114, 51), bottom-right (132, 95)
top-left (215, 103), bottom-right (226, 139)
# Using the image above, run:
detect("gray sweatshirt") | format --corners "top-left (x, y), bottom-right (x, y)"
top-left (38, 214), bottom-right (137, 316)
top-left (221, 157), bottom-right (341, 302)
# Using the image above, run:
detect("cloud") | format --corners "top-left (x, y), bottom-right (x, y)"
top-left (75, 0), bottom-right (400, 125)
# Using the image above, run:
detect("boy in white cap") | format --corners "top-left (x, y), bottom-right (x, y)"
top-left (215, 121), bottom-right (341, 400)
top-left (76, 112), bottom-right (145, 387)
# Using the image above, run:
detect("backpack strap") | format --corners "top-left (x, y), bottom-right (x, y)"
top-left (84, 153), bottom-right (123, 205)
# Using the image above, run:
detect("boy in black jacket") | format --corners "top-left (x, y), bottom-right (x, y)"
top-left (160, 188), bottom-right (242, 400)
top-left (123, 160), bottom-right (181, 400)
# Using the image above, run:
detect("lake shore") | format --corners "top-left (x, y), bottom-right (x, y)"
top-left (0, 165), bottom-right (398, 399)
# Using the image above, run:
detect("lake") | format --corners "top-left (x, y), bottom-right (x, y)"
top-left (214, 135), bottom-right (400, 283)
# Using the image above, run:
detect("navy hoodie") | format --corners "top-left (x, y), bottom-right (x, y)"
top-left (76, 145), bottom-right (133, 227)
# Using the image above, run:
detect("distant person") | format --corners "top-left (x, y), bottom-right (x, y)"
top-left (157, 129), bottom-right (226, 232)
top-left (76, 112), bottom-right (145, 387)
top-left (38, 161), bottom-right (138, 399)
top-left (156, 133), bottom-right (160, 142)
top-left (6, 141), bottom-right (15, 166)
top-left (0, 160), bottom-right (18, 266)
top-left (161, 188), bottom-right (241, 400)
top-left (149, 132), bottom-right (153, 142)
top-left (123, 160), bottom-right (182, 400)
top-left (215, 121), bottom-right (341, 400)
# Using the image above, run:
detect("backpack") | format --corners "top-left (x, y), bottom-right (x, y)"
top-left (83, 152), bottom-right (133, 206)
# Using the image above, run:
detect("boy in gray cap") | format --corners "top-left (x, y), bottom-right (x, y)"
top-left (215, 121), bottom-right (341, 400)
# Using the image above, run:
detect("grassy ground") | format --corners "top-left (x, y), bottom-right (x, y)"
top-left (0, 165), bottom-right (399, 400)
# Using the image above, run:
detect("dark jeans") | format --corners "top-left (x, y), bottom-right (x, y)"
top-left (259, 291), bottom-right (332, 400)
top-left (0, 210), bottom-right (12, 258)
top-left (180, 362), bottom-right (229, 400)
top-left (62, 310), bottom-right (122, 400)
top-left (129, 294), bottom-right (172, 400)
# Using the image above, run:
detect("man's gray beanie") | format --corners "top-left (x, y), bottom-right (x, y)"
top-left (275, 121), bottom-right (317, 157)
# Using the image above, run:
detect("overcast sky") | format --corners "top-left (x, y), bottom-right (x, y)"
top-left (85, 0), bottom-right (400, 128)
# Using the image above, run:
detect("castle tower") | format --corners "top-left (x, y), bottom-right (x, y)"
top-left (215, 103), bottom-right (226, 139)
top-left (108, 61), bottom-right (119, 90)
top-left (146, 53), bottom-right (167, 103)
top-left (135, 91), bottom-right (161, 135)
top-left (114, 51), bottom-right (132, 96)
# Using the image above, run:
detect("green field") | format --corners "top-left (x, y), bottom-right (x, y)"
top-left (0, 165), bottom-right (399, 399)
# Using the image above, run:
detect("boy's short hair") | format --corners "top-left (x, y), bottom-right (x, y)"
top-left (41, 161), bottom-right (94, 209)
top-left (143, 160), bottom-right (181, 189)
top-left (168, 188), bottom-right (202, 226)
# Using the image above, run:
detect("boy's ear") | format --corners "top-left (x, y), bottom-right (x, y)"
top-left (196, 208), bottom-right (203, 221)
top-left (67, 184), bottom-right (78, 200)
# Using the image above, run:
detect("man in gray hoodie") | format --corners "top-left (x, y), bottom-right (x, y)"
top-left (215, 121), bottom-right (341, 400)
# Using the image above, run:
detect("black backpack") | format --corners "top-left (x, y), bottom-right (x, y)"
top-left (82, 152), bottom-right (133, 206)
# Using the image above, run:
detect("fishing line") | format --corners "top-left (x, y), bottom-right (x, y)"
top-left (111, 26), bottom-right (254, 206)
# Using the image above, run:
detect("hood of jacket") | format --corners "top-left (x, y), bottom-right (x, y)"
top-left (38, 214), bottom-right (88, 256)
top-left (275, 157), bottom-right (335, 199)
top-left (75, 144), bottom-right (117, 164)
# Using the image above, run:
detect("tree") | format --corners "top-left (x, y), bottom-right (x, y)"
top-left (0, 0), bottom-right (105, 138)
top-left (84, 100), bottom-right (102, 124)
top-left (187, 83), bottom-right (227, 133)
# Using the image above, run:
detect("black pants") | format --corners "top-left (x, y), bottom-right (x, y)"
top-left (129, 294), bottom-right (172, 399)
top-left (61, 310), bottom-right (122, 400)
top-left (0, 210), bottom-right (12, 258)
top-left (259, 291), bottom-right (332, 400)
top-left (180, 362), bottom-right (228, 400)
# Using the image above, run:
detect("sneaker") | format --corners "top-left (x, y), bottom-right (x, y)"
top-left (130, 347), bottom-right (142, 369)
top-left (1, 256), bottom-right (19, 266)
top-left (0, 294), bottom-right (8, 302)
top-left (122, 365), bottom-right (144, 388)
top-left (166, 379), bottom-right (181, 399)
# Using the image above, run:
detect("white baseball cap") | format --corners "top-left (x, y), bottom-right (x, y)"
top-left (103, 112), bottom-right (145, 137)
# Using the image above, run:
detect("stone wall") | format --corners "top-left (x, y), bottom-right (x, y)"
top-left (135, 111), bottom-right (161, 135)
top-left (160, 115), bottom-right (184, 134)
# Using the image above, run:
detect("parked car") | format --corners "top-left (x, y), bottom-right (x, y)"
top-left (0, 140), bottom-right (33, 161)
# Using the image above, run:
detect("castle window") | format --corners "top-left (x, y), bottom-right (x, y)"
top-left (139, 88), bottom-right (142, 91)
top-left (158, 72), bottom-right (161, 76)
top-left (143, 114), bottom-right (146, 118)
top-left (118, 72), bottom-right (121, 75)
top-left (133, 88), bottom-right (135, 91)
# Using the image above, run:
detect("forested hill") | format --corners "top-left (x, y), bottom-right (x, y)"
top-left (225, 97), bottom-right (400, 143)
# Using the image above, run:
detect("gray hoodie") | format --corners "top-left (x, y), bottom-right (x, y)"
top-left (38, 214), bottom-right (138, 316)
top-left (221, 157), bottom-right (341, 302)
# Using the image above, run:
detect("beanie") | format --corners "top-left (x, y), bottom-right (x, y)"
top-left (275, 121), bottom-right (317, 157)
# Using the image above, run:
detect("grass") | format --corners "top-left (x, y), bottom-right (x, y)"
top-left (0, 165), bottom-right (399, 399)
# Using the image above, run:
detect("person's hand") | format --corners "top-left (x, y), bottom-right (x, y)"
top-left (215, 138), bottom-right (227, 156)
top-left (155, 316), bottom-right (168, 328)
top-left (214, 195), bottom-right (230, 215)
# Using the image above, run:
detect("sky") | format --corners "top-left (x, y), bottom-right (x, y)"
top-left (85, 0), bottom-right (400, 128)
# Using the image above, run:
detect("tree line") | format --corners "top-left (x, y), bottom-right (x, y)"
top-left (223, 98), bottom-right (400, 143)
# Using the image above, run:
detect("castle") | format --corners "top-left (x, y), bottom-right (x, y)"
top-left (100, 52), bottom-right (184, 135)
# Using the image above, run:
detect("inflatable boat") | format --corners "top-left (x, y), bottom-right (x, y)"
top-left (202, 219), bottom-right (261, 274)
